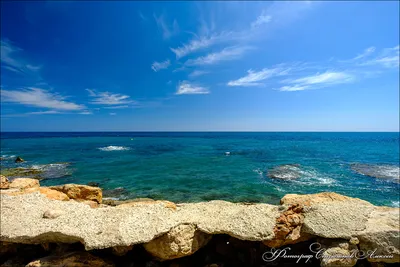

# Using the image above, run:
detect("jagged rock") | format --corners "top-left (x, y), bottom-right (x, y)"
top-left (14, 156), bottom-right (24, 163)
top-left (0, 175), bottom-right (9, 189)
top-left (25, 251), bottom-right (114, 267)
top-left (143, 224), bottom-right (212, 260)
top-left (9, 178), bottom-right (40, 189)
top-left (111, 245), bottom-right (133, 256)
top-left (49, 184), bottom-right (102, 203)
top-left (43, 209), bottom-right (64, 219)
top-left (317, 239), bottom-right (358, 267)
top-left (263, 204), bottom-right (312, 247)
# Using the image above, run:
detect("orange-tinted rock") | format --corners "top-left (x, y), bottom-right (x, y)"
top-left (49, 184), bottom-right (102, 203)
top-left (0, 175), bottom-right (10, 189)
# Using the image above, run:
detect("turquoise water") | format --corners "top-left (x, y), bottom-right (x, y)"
top-left (1, 132), bottom-right (399, 207)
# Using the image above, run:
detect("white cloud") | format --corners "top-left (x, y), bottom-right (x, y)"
top-left (27, 110), bottom-right (61, 115)
top-left (352, 46), bottom-right (376, 61)
top-left (362, 45), bottom-right (399, 68)
top-left (227, 67), bottom-right (290, 87)
top-left (288, 71), bottom-right (354, 85)
top-left (154, 14), bottom-right (179, 40)
top-left (109, 112), bottom-right (117, 116)
top-left (86, 89), bottom-right (134, 105)
top-left (176, 81), bottom-right (209, 95)
top-left (0, 39), bottom-right (42, 75)
top-left (151, 59), bottom-right (171, 72)
top-left (185, 46), bottom-right (251, 66)
top-left (278, 71), bottom-right (355, 91)
top-left (170, 35), bottom-right (221, 59)
top-left (251, 13), bottom-right (272, 28)
top-left (0, 87), bottom-right (85, 110)
top-left (189, 70), bottom-right (209, 78)
top-left (79, 111), bottom-right (93, 115)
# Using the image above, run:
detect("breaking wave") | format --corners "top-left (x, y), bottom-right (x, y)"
top-left (98, 146), bottom-right (130, 151)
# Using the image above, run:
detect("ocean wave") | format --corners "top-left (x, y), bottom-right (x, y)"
top-left (98, 146), bottom-right (130, 151)
top-left (31, 163), bottom-right (72, 179)
top-left (351, 163), bottom-right (400, 183)
top-left (0, 155), bottom-right (16, 160)
top-left (391, 201), bottom-right (400, 208)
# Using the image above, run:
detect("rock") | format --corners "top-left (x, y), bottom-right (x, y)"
top-left (25, 251), bottom-right (114, 267)
top-left (117, 200), bottom-right (177, 210)
top-left (0, 187), bottom-right (69, 201)
top-left (111, 245), bottom-right (133, 256)
top-left (318, 239), bottom-right (358, 267)
top-left (102, 187), bottom-right (127, 198)
top-left (351, 163), bottom-right (400, 183)
top-left (102, 197), bottom-right (154, 206)
top-left (263, 204), bottom-right (312, 248)
top-left (9, 178), bottom-right (40, 189)
top-left (267, 164), bottom-right (302, 180)
top-left (0, 168), bottom-right (43, 180)
top-left (143, 224), bottom-right (212, 260)
top-left (43, 209), bottom-right (64, 219)
top-left (79, 200), bottom-right (99, 208)
top-left (49, 184), bottom-right (102, 203)
top-left (0, 175), bottom-right (10, 189)
top-left (87, 182), bottom-right (99, 187)
top-left (357, 206), bottom-right (400, 263)
top-left (280, 192), bottom-right (371, 206)
top-left (14, 156), bottom-right (24, 163)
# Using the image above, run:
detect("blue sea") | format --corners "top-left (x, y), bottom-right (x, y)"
top-left (1, 132), bottom-right (399, 207)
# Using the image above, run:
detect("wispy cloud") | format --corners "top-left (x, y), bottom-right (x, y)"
top-left (251, 12), bottom-right (272, 28)
top-left (27, 110), bottom-right (61, 115)
top-left (154, 14), bottom-right (179, 40)
top-left (170, 34), bottom-right (224, 59)
top-left (360, 45), bottom-right (399, 68)
top-left (109, 112), bottom-right (116, 116)
top-left (86, 89), bottom-right (134, 105)
top-left (103, 105), bottom-right (129, 109)
top-left (188, 70), bottom-right (209, 78)
top-left (228, 67), bottom-right (290, 87)
top-left (352, 46), bottom-right (376, 61)
top-left (79, 111), bottom-right (93, 115)
top-left (151, 59), bottom-right (171, 72)
top-left (0, 87), bottom-right (85, 110)
top-left (185, 46), bottom-right (252, 66)
top-left (1, 39), bottom-right (42, 75)
top-left (176, 81), bottom-right (209, 95)
top-left (278, 71), bottom-right (355, 91)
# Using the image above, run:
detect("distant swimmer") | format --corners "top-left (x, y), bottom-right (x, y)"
top-left (225, 152), bottom-right (230, 156)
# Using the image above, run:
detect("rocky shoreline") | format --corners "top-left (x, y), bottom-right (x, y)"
top-left (0, 175), bottom-right (399, 266)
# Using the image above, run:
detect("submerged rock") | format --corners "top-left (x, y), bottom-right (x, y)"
top-left (49, 184), bottom-right (102, 204)
top-left (15, 156), bottom-right (24, 163)
top-left (102, 187), bottom-right (127, 199)
top-left (0, 168), bottom-right (43, 180)
top-left (9, 178), bottom-right (40, 189)
top-left (87, 182), bottom-right (100, 187)
top-left (25, 251), bottom-right (114, 267)
top-left (0, 175), bottom-right (10, 189)
top-left (267, 164), bottom-right (302, 180)
top-left (143, 224), bottom-right (212, 260)
top-left (351, 163), bottom-right (400, 183)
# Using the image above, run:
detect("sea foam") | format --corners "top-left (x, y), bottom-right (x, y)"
top-left (98, 146), bottom-right (130, 151)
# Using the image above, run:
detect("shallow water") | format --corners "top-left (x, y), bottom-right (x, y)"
top-left (1, 132), bottom-right (399, 206)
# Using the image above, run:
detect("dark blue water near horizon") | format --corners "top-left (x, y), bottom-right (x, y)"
top-left (1, 132), bottom-right (399, 207)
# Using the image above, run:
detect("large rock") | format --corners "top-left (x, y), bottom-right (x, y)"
top-left (9, 178), bottom-right (40, 189)
top-left (25, 251), bottom-right (114, 267)
top-left (317, 239), bottom-right (358, 267)
top-left (280, 192), bottom-right (371, 206)
top-left (143, 224), bottom-right (211, 260)
top-left (357, 206), bottom-right (400, 263)
top-left (0, 175), bottom-right (10, 189)
top-left (49, 184), bottom-right (102, 203)
top-left (14, 156), bottom-right (24, 163)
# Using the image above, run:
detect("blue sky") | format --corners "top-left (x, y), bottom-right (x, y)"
top-left (0, 1), bottom-right (399, 131)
